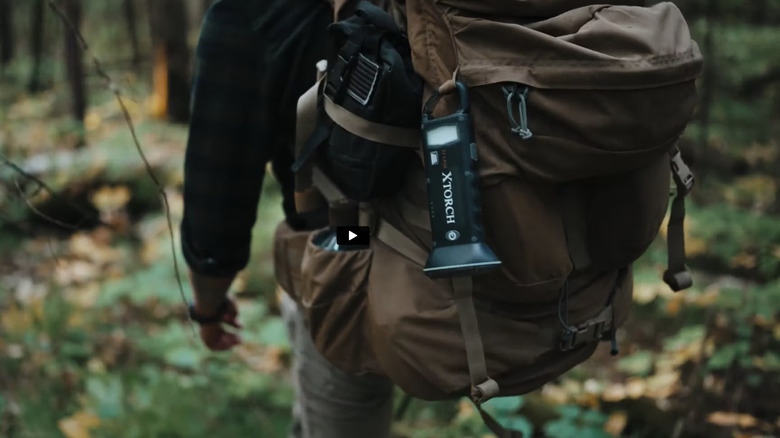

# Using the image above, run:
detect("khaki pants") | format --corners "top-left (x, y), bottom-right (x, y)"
top-left (279, 289), bottom-right (394, 438)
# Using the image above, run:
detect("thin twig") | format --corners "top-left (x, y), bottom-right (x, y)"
top-left (14, 179), bottom-right (81, 231)
top-left (47, 0), bottom-right (198, 341)
top-left (0, 151), bottom-right (106, 229)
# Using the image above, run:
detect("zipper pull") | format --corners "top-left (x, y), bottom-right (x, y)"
top-left (501, 84), bottom-right (533, 140)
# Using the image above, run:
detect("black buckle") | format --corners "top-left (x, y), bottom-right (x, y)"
top-left (560, 320), bottom-right (610, 351)
top-left (670, 148), bottom-right (695, 196)
top-left (663, 267), bottom-right (693, 292)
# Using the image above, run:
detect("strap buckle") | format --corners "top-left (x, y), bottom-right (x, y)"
top-left (670, 147), bottom-right (695, 196)
top-left (559, 317), bottom-right (611, 352)
top-left (663, 267), bottom-right (693, 292)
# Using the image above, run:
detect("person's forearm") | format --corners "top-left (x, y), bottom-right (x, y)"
top-left (190, 270), bottom-right (235, 315)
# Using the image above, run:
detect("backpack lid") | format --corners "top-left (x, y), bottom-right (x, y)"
top-left (435, 2), bottom-right (702, 90)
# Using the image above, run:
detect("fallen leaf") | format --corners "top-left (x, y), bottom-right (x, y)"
top-left (602, 384), bottom-right (626, 403)
top-left (457, 399), bottom-right (475, 419)
top-left (541, 384), bottom-right (570, 405)
top-left (665, 294), bottom-right (684, 316)
top-left (89, 186), bottom-right (131, 213)
top-left (706, 412), bottom-right (757, 428)
top-left (58, 410), bottom-right (101, 438)
top-left (730, 252), bottom-right (758, 270)
top-left (625, 378), bottom-right (647, 399)
top-left (604, 411), bottom-right (628, 437)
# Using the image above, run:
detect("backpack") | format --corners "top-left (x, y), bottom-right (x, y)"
top-left (272, 1), bottom-right (703, 436)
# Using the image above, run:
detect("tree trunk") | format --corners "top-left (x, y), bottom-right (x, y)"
top-left (62, 0), bottom-right (86, 142)
top-left (28, 0), bottom-right (46, 92)
top-left (0, 0), bottom-right (14, 66)
top-left (148, 0), bottom-right (191, 124)
top-left (123, 0), bottom-right (142, 69)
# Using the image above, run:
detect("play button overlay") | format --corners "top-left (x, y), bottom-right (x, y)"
top-left (337, 226), bottom-right (370, 247)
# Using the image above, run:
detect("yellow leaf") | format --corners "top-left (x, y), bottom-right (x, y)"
top-left (541, 384), bottom-right (569, 405)
top-left (625, 378), bottom-right (646, 399)
top-left (1, 304), bottom-right (33, 336)
top-left (706, 412), bottom-right (757, 428)
top-left (89, 186), bottom-right (131, 213)
top-left (84, 112), bottom-right (101, 132)
top-left (58, 410), bottom-right (101, 438)
top-left (772, 246), bottom-right (780, 260)
top-left (457, 399), bottom-right (475, 419)
top-left (604, 411), bottom-right (628, 437)
top-left (729, 252), bottom-right (757, 270)
top-left (602, 384), bottom-right (626, 403)
top-left (665, 294), bottom-right (684, 316)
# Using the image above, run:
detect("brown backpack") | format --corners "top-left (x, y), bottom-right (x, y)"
top-left (273, 1), bottom-right (702, 436)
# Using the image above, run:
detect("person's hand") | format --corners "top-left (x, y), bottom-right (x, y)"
top-left (195, 298), bottom-right (243, 351)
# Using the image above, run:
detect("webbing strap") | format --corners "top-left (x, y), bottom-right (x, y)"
top-left (323, 95), bottom-right (421, 148)
top-left (374, 218), bottom-right (428, 265)
top-left (312, 166), bottom-right (347, 204)
top-left (375, 220), bottom-right (522, 437)
top-left (451, 277), bottom-right (499, 405)
top-left (664, 146), bottom-right (694, 292)
top-left (476, 405), bottom-right (525, 438)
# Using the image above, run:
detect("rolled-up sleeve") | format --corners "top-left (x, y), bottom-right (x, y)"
top-left (181, 0), bottom-right (270, 277)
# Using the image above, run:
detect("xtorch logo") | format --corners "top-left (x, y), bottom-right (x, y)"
top-left (442, 171), bottom-right (455, 224)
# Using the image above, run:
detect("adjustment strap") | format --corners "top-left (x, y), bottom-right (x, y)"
top-left (374, 218), bottom-right (428, 266)
top-left (452, 276), bottom-right (499, 405)
top-left (664, 145), bottom-right (695, 292)
top-left (453, 276), bottom-right (526, 437)
top-left (323, 95), bottom-right (422, 148)
top-left (475, 404), bottom-right (525, 438)
top-left (311, 166), bottom-right (358, 227)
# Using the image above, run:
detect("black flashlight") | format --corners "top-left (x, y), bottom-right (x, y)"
top-left (421, 81), bottom-right (501, 278)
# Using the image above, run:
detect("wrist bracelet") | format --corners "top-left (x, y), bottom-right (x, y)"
top-left (188, 299), bottom-right (229, 325)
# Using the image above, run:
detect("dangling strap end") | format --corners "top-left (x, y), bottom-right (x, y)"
top-left (663, 267), bottom-right (693, 292)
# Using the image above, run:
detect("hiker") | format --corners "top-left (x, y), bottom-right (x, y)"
top-left (182, 0), bottom-right (702, 437)
top-left (180, 0), bottom-right (395, 437)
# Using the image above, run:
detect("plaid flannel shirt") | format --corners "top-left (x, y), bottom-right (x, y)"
top-left (181, 0), bottom-right (329, 278)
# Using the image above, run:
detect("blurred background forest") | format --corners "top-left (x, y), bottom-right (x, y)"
top-left (0, 0), bottom-right (779, 437)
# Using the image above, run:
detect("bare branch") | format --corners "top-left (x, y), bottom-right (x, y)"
top-left (14, 179), bottom-right (80, 231)
top-left (0, 151), bottom-right (107, 230)
top-left (47, 0), bottom-right (197, 341)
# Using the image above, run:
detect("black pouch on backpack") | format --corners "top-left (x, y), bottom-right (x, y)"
top-left (292, 1), bottom-right (423, 202)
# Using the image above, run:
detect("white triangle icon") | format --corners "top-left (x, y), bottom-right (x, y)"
top-left (348, 231), bottom-right (357, 241)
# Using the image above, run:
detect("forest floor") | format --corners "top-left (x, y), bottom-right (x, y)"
top-left (2, 49), bottom-right (780, 438)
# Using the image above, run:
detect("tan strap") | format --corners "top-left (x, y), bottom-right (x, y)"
top-left (323, 95), bottom-right (421, 148)
top-left (374, 218), bottom-right (428, 265)
top-left (311, 166), bottom-right (347, 204)
top-left (452, 276), bottom-right (499, 405)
